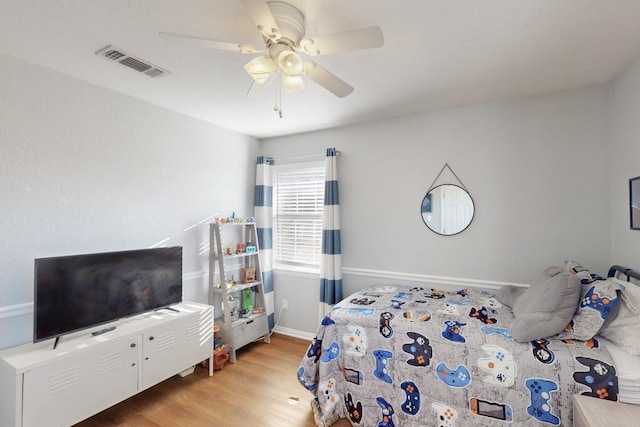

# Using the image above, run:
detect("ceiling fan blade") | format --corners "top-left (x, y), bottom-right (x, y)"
top-left (240, 0), bottom-right (281, 41)
top-left (303, 61), bottom-right (353, 98)
top-left (299, 26), bottom-right (384, 56)
top-left (160, 32), bottom-right (263, 54)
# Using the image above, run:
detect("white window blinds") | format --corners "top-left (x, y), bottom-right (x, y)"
top-left (273, 163), bottom-right (325, 269)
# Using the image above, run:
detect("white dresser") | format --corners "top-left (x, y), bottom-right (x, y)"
top-left (573, 394), bottom-right (640, 426)
top-left (0, 302), bottom-right (213, 427)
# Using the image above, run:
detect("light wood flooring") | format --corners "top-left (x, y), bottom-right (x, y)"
top-left (74, 333), bottom-right (351, 427)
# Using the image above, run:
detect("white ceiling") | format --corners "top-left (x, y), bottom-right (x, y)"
top-left (2, 1), bottom-right (640, 139)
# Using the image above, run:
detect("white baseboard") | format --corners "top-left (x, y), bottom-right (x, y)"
top-left (272, 326), bottom-right (315, 341)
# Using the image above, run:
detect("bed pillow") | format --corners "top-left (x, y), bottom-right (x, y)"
top-left (503, 266), bottom-right (581, 342)
top-left (554, 260), bottom-right (622, 341)
top-left (495, 284), bottom-right (526, 309)
top-left (597, 279), bottom-right (640, 356)
top-left (564, 259), bottom-right (604, 283)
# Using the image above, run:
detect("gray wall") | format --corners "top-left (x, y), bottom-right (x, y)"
top-left (0, 54), bottom-right (259, 349)
top-left (261, 86), bottom-right (614, 336)
top-left (3, 46), bottom-right (640, 345)
top-left (609, 54), bottom-right (640, 267)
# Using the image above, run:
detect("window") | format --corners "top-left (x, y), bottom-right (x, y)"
top-left (273, 162), bottom-right (325, 271)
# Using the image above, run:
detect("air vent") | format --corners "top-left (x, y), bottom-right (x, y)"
top-left (95, 45), bottom-right (170, 78)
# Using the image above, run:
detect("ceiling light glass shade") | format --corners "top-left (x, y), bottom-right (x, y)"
top-left (277, 50), bottom-right (303, 76)
top-left (244, 56), bottom-right (275, 84)
top-left (282, 74), bottom-right (304, 93)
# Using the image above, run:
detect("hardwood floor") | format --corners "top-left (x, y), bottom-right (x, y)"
top-left (74, 333), bottom-right (352, 427)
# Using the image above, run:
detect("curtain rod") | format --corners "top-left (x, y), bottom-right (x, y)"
top-left (271, 150), bottom-right (341, 162)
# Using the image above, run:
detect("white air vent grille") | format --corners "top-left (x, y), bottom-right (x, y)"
top-left (186, 321), bottom-right (200, 340)
top-left (49, 367), bottom-right (79, 395)
top-left (95, 45), bottom-right (169, 78)
top-left (156, 332), bottom-right (176, 351)
top-left (98, 352), bottom-right (124, 376)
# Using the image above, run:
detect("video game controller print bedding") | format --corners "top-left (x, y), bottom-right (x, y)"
top-left (298, 285), bottom-right (619, 426)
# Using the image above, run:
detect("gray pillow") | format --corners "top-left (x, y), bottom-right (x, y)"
top-left (495, 285), bottom-right (526, 309)
top-left (504, 266), bottom-right (581, 342)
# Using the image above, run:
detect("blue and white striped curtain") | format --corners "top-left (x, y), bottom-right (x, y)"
top-left (254, 156), bottom-right (275, 330)
top-left (319, 148), bottom-right (342, 321)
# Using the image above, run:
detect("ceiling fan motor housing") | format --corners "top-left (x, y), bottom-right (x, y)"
top-left (267, 2), bottom-right (305, 44)
top-left (263, 2), bottom-right (306, 76)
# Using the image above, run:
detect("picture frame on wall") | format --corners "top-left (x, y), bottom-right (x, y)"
top-left (630, 176), bottom-right (640, 230)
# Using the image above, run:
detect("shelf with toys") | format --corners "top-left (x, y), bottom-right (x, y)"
top-left (211, 281), bottom-right (263, 295)
top-left (208, 213), bottom-right (270, 364)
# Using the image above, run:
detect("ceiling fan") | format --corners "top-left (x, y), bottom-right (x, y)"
top-left (160, 0), bottom-right (384, 98)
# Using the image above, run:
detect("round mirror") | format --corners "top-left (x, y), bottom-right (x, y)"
top-left (421, 184), bottom-right (475, 235)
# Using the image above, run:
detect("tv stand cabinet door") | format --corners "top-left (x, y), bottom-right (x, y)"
top-left (141, 307), bottom-right (213, 389)
top-left (22, 337), bottom-right (140, 427)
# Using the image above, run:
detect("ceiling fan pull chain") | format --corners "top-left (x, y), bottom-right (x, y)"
top-left (274, 83), bottom-right (283, 118)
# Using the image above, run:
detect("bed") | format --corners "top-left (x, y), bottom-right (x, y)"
top-left (297, 262), bottom-right (640, 426)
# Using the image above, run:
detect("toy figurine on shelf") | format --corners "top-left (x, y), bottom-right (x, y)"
top-left (228, 276), bottom-right (236, 288)
top-left (241, 267), bottom-right (256, 283)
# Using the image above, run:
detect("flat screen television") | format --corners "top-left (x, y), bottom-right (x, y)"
top-left (34, 246), bottom-right (183, 343)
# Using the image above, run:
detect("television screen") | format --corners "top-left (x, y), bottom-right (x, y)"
top-left (34, 246), bottom-right (183, 342)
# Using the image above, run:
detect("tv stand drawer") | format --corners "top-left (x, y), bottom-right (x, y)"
top-left (232, 314), bottom-right (268, 350)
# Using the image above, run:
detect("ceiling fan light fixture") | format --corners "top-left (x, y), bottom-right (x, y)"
top-left (252, 73), bottom-right (272, 84)
top-left (282, 74), bottom-right (304, 93)
top-left (244, 55), bottom-right (275, 83)
top-left (277, 50), bottom-right (303, 75)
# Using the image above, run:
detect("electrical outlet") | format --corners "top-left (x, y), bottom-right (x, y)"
top-left (283, 299), bottom-right (288, 310)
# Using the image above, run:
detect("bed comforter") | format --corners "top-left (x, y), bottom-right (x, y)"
top-left (297, 285), bottom-right (619, 426)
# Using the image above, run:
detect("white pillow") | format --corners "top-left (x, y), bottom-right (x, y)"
top-left (597, 279), bottom-right (640, 356)
top-left (598, 336), bottom-right (640, 381)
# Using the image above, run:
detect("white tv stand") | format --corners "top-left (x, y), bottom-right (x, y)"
top-left (0, 301), bottom-right (213, 427)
